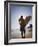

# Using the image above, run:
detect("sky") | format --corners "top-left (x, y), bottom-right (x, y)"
top-left (10, 5), bottom-right (32, 30)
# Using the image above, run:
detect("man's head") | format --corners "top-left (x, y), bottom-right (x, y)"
top-left (21, 16), bottom-right (23, 19)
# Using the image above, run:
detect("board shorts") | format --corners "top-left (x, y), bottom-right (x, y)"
top-left (20, 26), bottom-right (25, 32)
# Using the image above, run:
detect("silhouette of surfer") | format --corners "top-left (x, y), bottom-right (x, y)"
top-left (19, 16), bottom-right (26, 38)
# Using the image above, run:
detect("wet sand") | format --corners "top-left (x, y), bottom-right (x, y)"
top-left (11, 30), bottom-right (32, 39)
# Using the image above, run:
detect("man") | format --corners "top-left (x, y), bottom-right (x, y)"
top-left (19, 16), bottom-right (26, 38)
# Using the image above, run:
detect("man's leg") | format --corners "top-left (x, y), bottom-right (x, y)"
top-left (21, 31), bottom-right (23, 38)
top-left (24, 30), bottom-right (25, 38)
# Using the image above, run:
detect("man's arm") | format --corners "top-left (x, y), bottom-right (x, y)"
top-left (18, 18), bottom-right (20, 24)
top-left (18, 18), bottom-right (21, 25)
